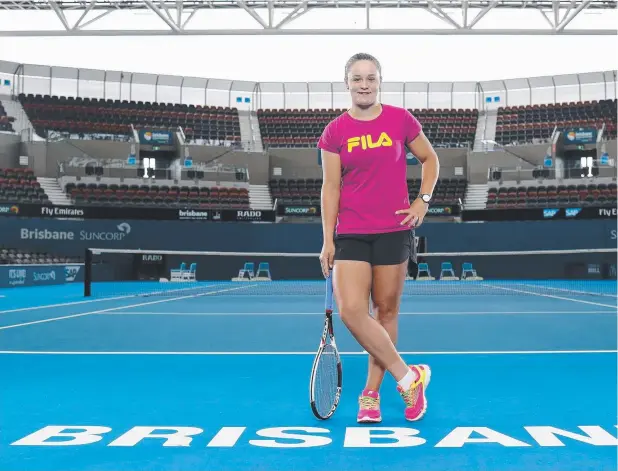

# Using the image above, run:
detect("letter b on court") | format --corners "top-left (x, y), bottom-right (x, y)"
top-left (344, 427), bottom-right (426, 447)
top-left (12, 426), bottom-right (111, 446)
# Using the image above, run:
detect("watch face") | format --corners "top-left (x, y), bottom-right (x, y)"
top-left (421, 194), bottom-right (431, 203)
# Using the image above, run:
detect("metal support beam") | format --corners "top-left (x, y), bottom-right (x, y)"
top-left (556, 0), bottom-right (593, 31)
top-left (0, 0), bottom-right (613, 36)
top-left (237, 0), bottom-right (268, 29)
top-left (143, 0), bottom-right (181, 32)
top-left (468, 0), bottom-right (499, 29)
top-left (49, 0), bottom-right (70, 30)
top-left (0, 28), bottom-right (613, 36)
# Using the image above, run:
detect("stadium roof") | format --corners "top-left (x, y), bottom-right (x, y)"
top-left (0, 0), bottom-right (615, 36)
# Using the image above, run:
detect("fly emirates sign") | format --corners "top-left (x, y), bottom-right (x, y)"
top-left (10, 425), bottom-right (617, 448)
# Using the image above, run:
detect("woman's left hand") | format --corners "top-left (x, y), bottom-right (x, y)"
top-left (395, 198), bottom-right (429, 228)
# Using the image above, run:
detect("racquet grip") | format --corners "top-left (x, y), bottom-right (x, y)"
top-left (325, 272), bottom-right (333, 312)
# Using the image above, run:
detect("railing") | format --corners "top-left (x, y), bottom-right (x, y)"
top-left (1, 60), bottom-right (615, 111)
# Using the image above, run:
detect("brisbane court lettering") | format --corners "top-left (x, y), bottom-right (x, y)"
top-left (11, 425), bottom-right (618, 449)
top-left (347, 132), bottom-right (393, 153)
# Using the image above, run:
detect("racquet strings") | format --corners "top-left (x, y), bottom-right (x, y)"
top-left (313, 342), bottom-right (339, 418)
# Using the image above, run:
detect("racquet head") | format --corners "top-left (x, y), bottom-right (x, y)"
top-left (309, 273), bottom-right (342, 420)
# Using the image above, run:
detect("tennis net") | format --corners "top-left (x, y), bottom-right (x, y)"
top-left (84, 247), bottom-right (617, 300)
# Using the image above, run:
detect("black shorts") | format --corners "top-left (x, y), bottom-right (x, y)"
top-left (334, 230), bottom-right (415, 266)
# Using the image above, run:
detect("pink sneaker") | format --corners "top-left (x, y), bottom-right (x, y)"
top-left (357, 389), bottom-right (382, 423)
top-left (396, 364), bottom-right (431, 421)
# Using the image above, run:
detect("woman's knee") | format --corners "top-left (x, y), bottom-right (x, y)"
top-left (338, 300), bottom-right (370, 326)
top-left (372, 296), bottom-right (401, 323)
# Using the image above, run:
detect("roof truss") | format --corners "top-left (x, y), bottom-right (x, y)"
top-left (0, 0), bottom-right (615, 36)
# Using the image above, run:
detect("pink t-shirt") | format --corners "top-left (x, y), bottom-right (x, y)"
top-left (317, 104), bottom-right (422, 235)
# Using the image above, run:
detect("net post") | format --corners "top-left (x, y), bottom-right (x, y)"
top-left (84, 248), bottom-right (92, 297)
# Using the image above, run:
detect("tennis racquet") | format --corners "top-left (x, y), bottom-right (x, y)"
top-left (309, 273), bottom-right (343, 420)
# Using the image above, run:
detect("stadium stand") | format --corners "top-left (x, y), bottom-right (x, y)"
top-left (0, 248), bottom-right (80, 265)
top-left (0, 168), bottom-right (49, 204)
top-left (486, 181), bottom-right (617, 209)
top-left (495, 99), bottom-right (617, 146)
top-left (63, 180), bottom-right (250, 209)
top-left (270, 177), bottom-right (467, 207)
top-left (0, 102), bottom-right (15, 133)
top-left (17, 93), bottom-right (242, 144)
top-left (258, 107), bottom-right (478, 149)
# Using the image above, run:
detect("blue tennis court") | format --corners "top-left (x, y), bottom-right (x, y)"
top-left (1, 280), bottom-right (616, 471)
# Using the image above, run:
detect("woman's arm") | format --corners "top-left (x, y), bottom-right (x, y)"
top-left (320, 149), bottom-right (342, 243)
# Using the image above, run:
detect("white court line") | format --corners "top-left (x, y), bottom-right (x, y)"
top-left (514, 283), bottom-right (618, 299)
top-left (0, 284), bottom-right (258, 331)
top-left (0, 284), bottom-right (217, 315)
top-left (484, 284), bottom-right (617, 308)
top-left (102, 310), bottom-right (616, 316)
top-left (0, 350), bottom-right (615, 355)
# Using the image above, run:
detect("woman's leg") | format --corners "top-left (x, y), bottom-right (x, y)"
top-left (333, 260), bottom-right (410, 382)
top-left (364, 260), bottom-right (408, 392)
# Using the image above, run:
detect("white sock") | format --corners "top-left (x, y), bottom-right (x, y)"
top-left (397, 369), bottom-right (418, 390)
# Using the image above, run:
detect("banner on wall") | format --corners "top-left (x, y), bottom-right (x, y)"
top-left (138, 130), bottom-right (174, 146)
top-left (276, 205), bottom-right (461, 217)
top-left (562, 128), bottom-right (597, 145)
top-left (0, 264), bottom-right (84, 289)
top-left (0, 203), bottom-right (276, 223)
top-left (463, 206), bottom-right (617, 222)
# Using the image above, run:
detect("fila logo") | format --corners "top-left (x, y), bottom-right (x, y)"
top-left (347, 132), bottom-right (393, 152)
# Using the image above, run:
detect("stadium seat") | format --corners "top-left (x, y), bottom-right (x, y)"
top-left (0, 168), bottom-right (49, 204)
top-left (0, 103), bottom-right (16, 133)
top-left (63, 181), bottom-right (250, 210)
top-left (258, 107), bottom-right (478, 149)
top-left (271, 177), bottom-right (466, 208)
top-left (0, 248), bottom-right (80, 265)
top-left (18, 93), bottom-right (241, 144)
top-left (495, 99), bottom-right (617, 146)
top-left (486, 182), bottom-right (617, 209)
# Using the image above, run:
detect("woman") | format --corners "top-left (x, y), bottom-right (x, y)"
top-left (317, 52), bottom-right (440, 423)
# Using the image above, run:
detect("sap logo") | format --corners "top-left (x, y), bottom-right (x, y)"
top-left (347, 132), bottom-right (392, 153)
top-left (565, 208), bottom-right (582, 218)
top-left (611, 230), bottom-right (617, 240)
top-left (65, 266), bottom-right (81, 282)
top-left (10, 425), bottom-right (618, 449)
top-left (543, 208), bottom-right (559, 219)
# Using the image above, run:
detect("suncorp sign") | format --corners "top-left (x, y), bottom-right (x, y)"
top-left (20, 223), bottom-right (132, 242)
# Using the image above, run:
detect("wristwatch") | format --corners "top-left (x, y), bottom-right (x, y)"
top-left (418, 193), bottom-right (432, 204)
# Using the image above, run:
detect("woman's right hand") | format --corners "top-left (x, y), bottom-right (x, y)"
top-left (319, 241), bottom-right (335, 278)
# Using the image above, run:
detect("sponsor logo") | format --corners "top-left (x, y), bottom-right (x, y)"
top-left (543, 208), bottom-right (559, 219)
top-left (65, 266), bottom-right (81, 282)
top-left (347, 132), bottom-right (393, 153)
top-left (178, 209), bottom-right (209, 220)
top-left (33, 270), bottom-right (56, 282)
top-left (611, 230), bottom-right (617, 240)
top-left (8, 269), bottom-right (26, 286)
top-left (587, 264), bottom-right (601, 275)
top-left (237, 210), bottom-right (263, 222)
top-left (565, 208), bottom-right (582, 218)
top-left (0, 205), bottom-right (19, 215)
top-left (20, 223), bottom-right (132, 242)
top-left (284, 206), bottom-right (318, 215)
top-left (599, 208), bottom-right (617, 218)
top-left (427, 206), bottom-right (453, 215)
top-left (41, 206), bottom-right (85, 217)
top-left (10, 425), bottom-right (617, 448)
top-left (142, 254), bottom-right (163, 263)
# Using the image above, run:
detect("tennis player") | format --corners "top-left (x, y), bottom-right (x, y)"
top-left (318, 53), bottom-right (440, 423)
